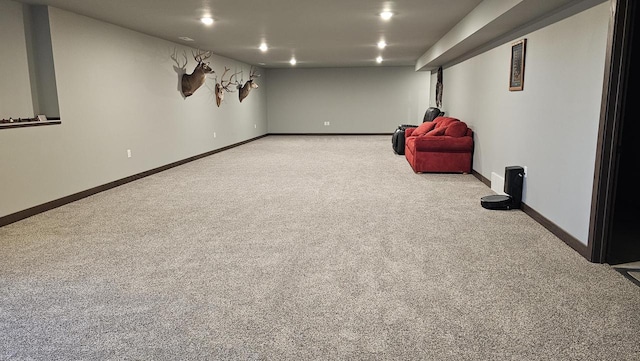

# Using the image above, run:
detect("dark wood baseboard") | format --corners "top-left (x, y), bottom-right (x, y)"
top-left (471, 168), bottom-right (591, 261)
top-left (472, 169), bottom-right (490, 187)
top-left (269, 133), bottom-right (392, 136)
top-left (521, 202), bottom-right (591, 260)
top-left (0, 135), bottom-right (267, 227)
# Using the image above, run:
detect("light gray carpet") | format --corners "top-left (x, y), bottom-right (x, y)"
top-left (1, 135), bottom-right (639, 360)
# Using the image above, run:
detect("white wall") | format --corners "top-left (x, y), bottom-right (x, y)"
top-left (267, 67), bottom-right (430, 133)
top-left (436, 2), bottom-right (609, 244)
top-left (0, 6), bottom-right (267, 218)
top-left (0, 0), bottom-right (34, 117)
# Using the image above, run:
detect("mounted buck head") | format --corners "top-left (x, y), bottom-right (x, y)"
top-left (181, 50), bottom-right (214, 97)
top-left (214, 67), bottom-right (240, 107)
top-left (238, 66), bottom-right (260, 103)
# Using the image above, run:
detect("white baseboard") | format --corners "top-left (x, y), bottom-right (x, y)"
top-left (491, 172), bottom-right (507, 195)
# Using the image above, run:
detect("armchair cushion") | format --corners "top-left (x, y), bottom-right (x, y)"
top-left (425, 127), bottom-right (446, 136)
top-left (412, 121), bottom-right (437, 136)
top-left (444, 121), bottom-right (469, 137)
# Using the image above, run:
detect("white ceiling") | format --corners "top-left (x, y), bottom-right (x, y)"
top-left (14, 0), bottom-right (596, 69)
top-left (15, 0), bottom-right (485, 68)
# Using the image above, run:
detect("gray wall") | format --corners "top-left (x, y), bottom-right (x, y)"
top-left (0, 5), bottom-right (267, 218)
top-left (433, 2), bottom-right (609, 244)
top-left (267, 67), bottom-right (430, 133)
top-left (0, 0), bottom-right (33, 117)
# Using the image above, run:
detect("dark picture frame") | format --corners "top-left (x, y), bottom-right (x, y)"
top-left (509, 39), bottom-right (526, 91)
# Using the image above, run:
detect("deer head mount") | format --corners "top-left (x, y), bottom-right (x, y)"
top-left (214, 67), bottom-right (241, 107)
top-left (238, 67), bottom-right (260, 103)
top-left (181, 50), bottom-right (214, 97)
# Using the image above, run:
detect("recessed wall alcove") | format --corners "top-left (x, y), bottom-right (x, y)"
top-left (0, 2), bottom-right (60, 129)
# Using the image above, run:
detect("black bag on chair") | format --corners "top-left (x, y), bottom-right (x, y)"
top-left (392, 125), bottom-right (415, 155)
top-left (423, 107), bottom-right (444, 123)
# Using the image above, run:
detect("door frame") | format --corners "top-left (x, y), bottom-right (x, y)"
top-left (589, 0), bottom-right (634, 263)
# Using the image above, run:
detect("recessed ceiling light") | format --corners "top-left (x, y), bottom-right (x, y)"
top-left (377, 40), bottom-right (387, 49)
top-left (290, 57), bottom-right (297, 66)
top-left (259, 43), bottom-right (268, 52)
top-left (200, 17), bottom-right (214, 25)
top-left (380, 11), bottom-right (393, 20)
top-left (376, 56), bottom-right (383, 64)
top-left (179, 36), bottom-right (194, 42)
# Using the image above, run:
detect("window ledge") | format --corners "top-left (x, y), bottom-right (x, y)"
top-left (0, 119), bottom-right (61, 130)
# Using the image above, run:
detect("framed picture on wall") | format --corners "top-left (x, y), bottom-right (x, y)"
top-left (509, 39), bottom-right (526, 91)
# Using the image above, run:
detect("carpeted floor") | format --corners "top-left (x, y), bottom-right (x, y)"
top-left (1, 135), bottom-right (639, 360)
top-left (613, 262), bottom-right (640, 287)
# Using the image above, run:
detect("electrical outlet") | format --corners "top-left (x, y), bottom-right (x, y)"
top-left (523, 166), bottom-right (528, 178)
top-left (127, 149), bottom-right (131, 158)
top-left (324, 121), bottom-right (330, 126)
top-left (254, 124), bottom-right (257, 129)
top-left (213, 132), bottom-right (216, 138)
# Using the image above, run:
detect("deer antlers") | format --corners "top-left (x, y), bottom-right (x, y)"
top-left (171, 48), bottom-right (187, 69)
top-left (215, 67), bottom-right (241, 107)
top-left (192, 49), bottom-right (212, 64)
top-left (248, 66), bottom-right (260, 80)
top-left (221, 67), bottom-right (241, 92)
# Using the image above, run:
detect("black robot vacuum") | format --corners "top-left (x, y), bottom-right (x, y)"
top-left (481, 166), bottom-right (524, 210)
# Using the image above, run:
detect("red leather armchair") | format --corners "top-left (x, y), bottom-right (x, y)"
top-left (404, 116), bottom-right (473, 173)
